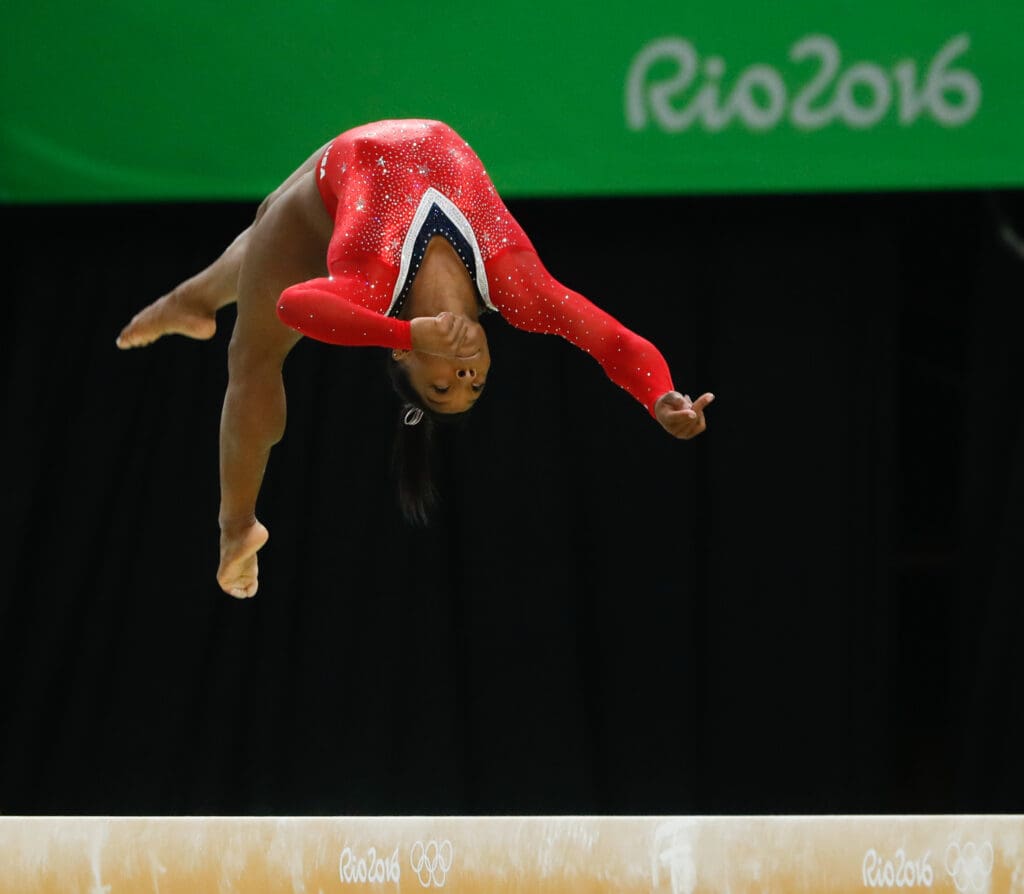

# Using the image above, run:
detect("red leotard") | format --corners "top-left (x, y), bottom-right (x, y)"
top-left (276, 119), bottom-right (674, 415)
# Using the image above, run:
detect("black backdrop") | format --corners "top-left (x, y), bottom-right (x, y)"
top-left (1, 189), bottom-right (1022, 816)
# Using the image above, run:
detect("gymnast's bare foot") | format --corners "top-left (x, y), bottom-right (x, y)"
top-left (217, 520), bottom-right (269, 599)
top-left (116, 283), bottom-right (218, 349)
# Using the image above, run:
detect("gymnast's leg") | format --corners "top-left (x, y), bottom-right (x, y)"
top-left (114, 237), bottom-right (236, 347)
top-left (216, 158), bottom-right (333, 598)
top-left (116, 143), bottom-right (330, 349)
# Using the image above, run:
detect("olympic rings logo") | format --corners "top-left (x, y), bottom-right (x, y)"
top-left (944, 841), bottom-right (993, 893)
top-left (410, 839), bottom-right (454, 888)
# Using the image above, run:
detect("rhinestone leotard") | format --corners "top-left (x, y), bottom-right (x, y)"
top-left (276, 119), bottom-right (674, 416)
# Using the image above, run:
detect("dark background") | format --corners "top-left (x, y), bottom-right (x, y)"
top-left (1, 189), bottom-right (1022, 816)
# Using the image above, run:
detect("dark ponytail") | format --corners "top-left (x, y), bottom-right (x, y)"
top-left (386, 356), bottom-right (466, 526)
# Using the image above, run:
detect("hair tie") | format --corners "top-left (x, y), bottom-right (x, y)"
top-left (403, 406), bottom-right (424, 426)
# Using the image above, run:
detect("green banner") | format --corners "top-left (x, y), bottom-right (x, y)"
top-left (2, 1), bottom-right (1021, 202)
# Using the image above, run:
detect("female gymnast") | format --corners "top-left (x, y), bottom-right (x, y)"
top-left (116, 119), bottom-right (714, 599)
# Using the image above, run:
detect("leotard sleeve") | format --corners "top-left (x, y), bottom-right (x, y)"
top-left (276, 161), bottom-right (412, 349)
top-left (276, 272), bottom-right (412, 350)
top-left (486, 249), bottom-right (674, 416)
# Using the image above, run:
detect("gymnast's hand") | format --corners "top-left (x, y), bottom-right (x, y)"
top-left (409, 312), bottom-right (484, 360)
top-left (655, 391), bottom-right (715, 440)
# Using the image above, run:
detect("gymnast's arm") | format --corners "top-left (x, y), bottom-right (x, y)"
top-left (487, 248), bottom-right (713, 438)
top-left (277, 272), bottom-right (485, 359)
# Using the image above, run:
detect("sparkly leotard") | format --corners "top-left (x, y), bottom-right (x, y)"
top-left (276, 119), bottom-right (674, 415)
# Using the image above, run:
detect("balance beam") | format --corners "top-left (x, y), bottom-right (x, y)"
top-left (1, 815), bottom-right (1021, 893)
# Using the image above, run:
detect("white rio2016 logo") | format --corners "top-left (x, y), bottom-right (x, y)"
top-left (410, 839), bottom-right (454, 888)
top-left (862, 848), bottom-right (935, 888)
top-left (339, 846), bottom-right (401, 885)
top-left (626, 33), bottom-right (980, 133)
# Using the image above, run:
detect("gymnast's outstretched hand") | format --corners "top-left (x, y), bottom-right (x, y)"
top-left (217, 519), bottom-right (269, 599)
top-left (655, 391), bottom-right (715, 440)
top-left (410, 311), bottom-right (485, 360)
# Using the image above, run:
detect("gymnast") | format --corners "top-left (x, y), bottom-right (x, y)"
top-left (116, 119), bottom-right (714, 599)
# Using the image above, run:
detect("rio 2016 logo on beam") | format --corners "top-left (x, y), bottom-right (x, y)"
top-left (859, 840), bottom-right (994, 890)
top-left (862, 848), bottom-right (935, 888)
top-left (626, 33), bottom-right (981, 133)
top-left (339, 846), bottom-right (401, 886)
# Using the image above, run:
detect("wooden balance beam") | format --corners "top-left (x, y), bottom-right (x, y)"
top-left (1, 814), bottom-right (1021, 893)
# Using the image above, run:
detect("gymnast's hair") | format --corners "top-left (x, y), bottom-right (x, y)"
top-left (386, 355), bottom-right (467, 526)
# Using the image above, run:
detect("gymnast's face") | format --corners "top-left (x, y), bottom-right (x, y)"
top-left (396, 338), bottom-right (491, 414)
